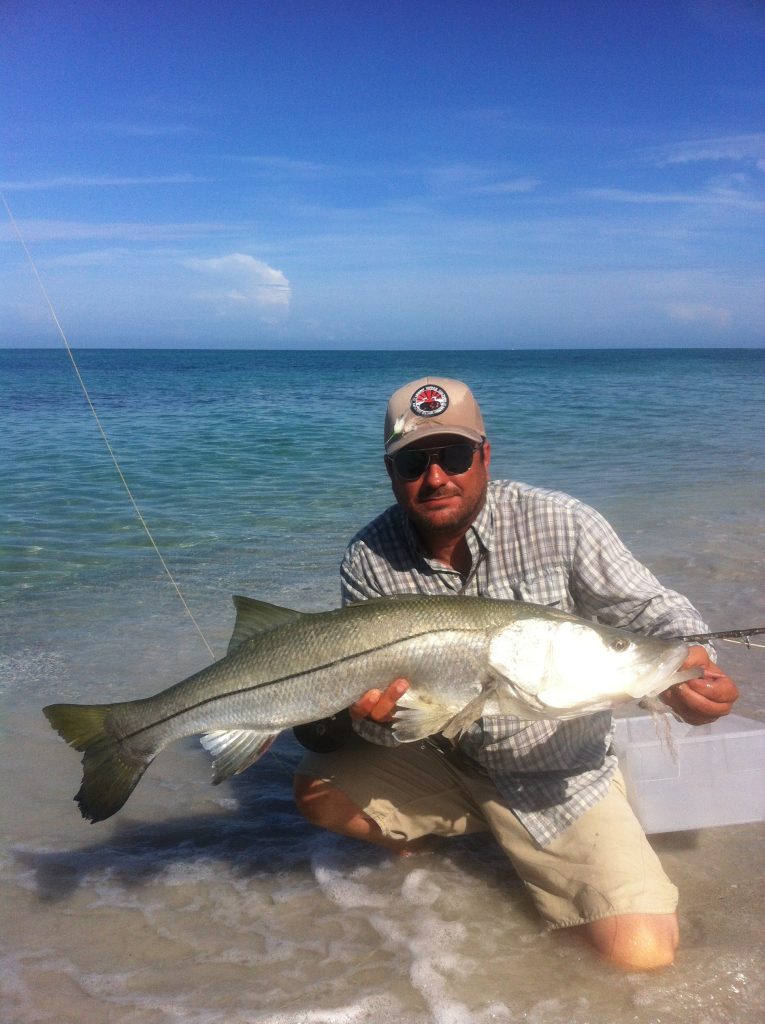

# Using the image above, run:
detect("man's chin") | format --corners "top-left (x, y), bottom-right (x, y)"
top-left (403, 481), bottom-right (487, 539)
top-left (410, 505), bottom-right (468, 534)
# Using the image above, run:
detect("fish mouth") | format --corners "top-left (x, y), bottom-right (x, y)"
top-left (654, 643), bottom-right (704, 688)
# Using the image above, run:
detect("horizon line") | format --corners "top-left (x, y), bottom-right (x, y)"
top-left (2, 343), bottom-right (763, 353)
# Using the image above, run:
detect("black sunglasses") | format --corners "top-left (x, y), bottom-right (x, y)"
top-left (387, 441), bottom-right (483, 482)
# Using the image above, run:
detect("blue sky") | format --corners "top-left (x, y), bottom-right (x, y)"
top-left (2, 0), bottom-right (763, 348)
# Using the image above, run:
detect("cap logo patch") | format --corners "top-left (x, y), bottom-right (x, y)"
top-left (411, 384), bottom-right (449, 418)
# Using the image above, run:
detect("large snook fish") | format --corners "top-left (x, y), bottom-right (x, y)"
top-left (43, 594), bottom-right (700, 823)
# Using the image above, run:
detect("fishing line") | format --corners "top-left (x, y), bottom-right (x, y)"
top-left (3, 192), bottom-right (216, 662)
top-left (4, 195), bottom-right (303, 785)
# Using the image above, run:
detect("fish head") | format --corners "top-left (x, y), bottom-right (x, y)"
top-left (488, 617), bottom-right (697, 718)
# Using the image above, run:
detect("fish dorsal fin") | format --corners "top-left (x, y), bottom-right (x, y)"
top-left (228, 595), bottom-right (306, 654)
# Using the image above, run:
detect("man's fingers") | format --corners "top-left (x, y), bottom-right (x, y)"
top-left (675, 683), bottom-right (732, 717)
top-left (349, 689), bottom-right (382, 721)
top-left (371, 678), bottom-right (409, 721)
top-left (349, 679), bottom-right (410, 722)
top-left (663, 645), bottom-right (740, 725)
top-left (662, 669), bottom-right (739, 725)
top-left (685, 670), bottom-right (739, 705)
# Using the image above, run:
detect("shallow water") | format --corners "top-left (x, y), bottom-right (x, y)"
top-left (2, 348), bottom-right (764, 1022)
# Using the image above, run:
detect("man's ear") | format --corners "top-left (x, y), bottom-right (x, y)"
top-left (481, 440), bottom-right (491, 472)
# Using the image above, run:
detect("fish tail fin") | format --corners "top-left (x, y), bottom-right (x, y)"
top-left (43, 703), bottom-right (151, 823)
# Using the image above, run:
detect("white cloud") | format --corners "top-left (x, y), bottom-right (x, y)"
top-left (667, 303), bottom-right (732, 327)
top-left (0, 174), bottom-right (202, 190)
top-left (186, 253), bottom-right (291, 312)
top-left (425, 163), bottom-right (539, 198)
top-left (645, 133), bottom-right (765, 167)
top-left (581, 186), bottom-right (765, 211)
top-left (232, 155), bottom-right (337, 175)
top-left (91, 122), bottom-right (200, 137)
top-left (0, 219), bottom-right (236, 243)
top-left (470, 177), bottom-right (539, 195)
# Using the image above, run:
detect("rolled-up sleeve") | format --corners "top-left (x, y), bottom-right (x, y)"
top-left (570, 504), bottom-right (713, 653)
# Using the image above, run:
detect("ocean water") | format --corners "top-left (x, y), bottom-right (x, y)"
top-left (1, 347), bottom-right (764, 1024)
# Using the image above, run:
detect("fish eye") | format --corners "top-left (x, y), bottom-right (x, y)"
top-left (610, 637), bottom-right (631, 653)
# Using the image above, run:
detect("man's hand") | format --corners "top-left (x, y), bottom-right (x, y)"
top-left (660, 645), bottom-right (740, 726)
top-left (349, 678), bottom-right (410, 723)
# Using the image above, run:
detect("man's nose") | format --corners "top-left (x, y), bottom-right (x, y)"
top-left (422, 458), bottom-right (448, 487)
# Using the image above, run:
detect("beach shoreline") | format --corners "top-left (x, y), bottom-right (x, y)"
top-left (2, 348), bottom-right (764, 1022)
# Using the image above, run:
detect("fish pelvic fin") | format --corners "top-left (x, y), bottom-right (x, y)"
top-left (200, 728), bottom-right (279, 783)
top-left (42, 703), bottom-right (150, 823)
top-left (391, 691), bottom-right (456, 742)
top-left (392, 684), bottom-right (495, 743)
top-left (228, 595), bottom-right (306, 654)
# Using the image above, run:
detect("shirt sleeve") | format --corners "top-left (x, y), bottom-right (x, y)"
top-left (340, 549), bottom-right (383, 606)
top-left (570, 502), bottom-right (714, 653)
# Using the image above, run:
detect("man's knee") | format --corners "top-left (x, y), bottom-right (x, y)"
top-left (584, 913), bottom-right (679, 971)
top-left (578, 912), bottom-right (679, 971)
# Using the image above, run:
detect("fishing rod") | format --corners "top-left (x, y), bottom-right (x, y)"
top-left (674, 627), bottom-right (765, 650)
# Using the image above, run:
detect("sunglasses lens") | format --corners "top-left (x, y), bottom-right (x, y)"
top-left (439, 443), bottom-right (475, 474)
top-left (392, 443), bottom-right (477, 481)
top-left (393, 450), bottom-right (429, 480)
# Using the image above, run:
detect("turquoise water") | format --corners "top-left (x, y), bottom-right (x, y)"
top-left (3, 346), bottom-right (764, 600)
top-left (2, 347), bottom-right (764, 1023)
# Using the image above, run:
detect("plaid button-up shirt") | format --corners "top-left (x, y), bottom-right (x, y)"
top-left (340, 480), bottom-right (710, 847)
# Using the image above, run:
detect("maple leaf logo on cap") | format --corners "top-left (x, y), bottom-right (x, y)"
top-left (410, 384), bottom-right (449, 417)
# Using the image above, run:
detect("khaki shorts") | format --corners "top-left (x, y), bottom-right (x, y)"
top-left (296, 734), bottom-right (678, 930)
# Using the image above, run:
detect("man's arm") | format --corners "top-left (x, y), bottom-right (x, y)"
top-left (570, 505), bottom-right (708, 638)
top-left (569, 503), bottom-right (739, 725)
top-left (339, 511), bottom-right (740, 733)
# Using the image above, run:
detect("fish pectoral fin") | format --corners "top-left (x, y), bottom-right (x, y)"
top-left (200, 728), bottom-right (279, 783)
top-left (228, 596), bottom-right (306, 654)
top-left (494, 680), bottom-right (546, 719)
top-left (391, 691), bottom-right (456, 742)
top-left (440, 690), bottom-right (491, 740)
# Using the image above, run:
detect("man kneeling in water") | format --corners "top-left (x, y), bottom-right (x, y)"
top-left (293, 377), bottom-right (739, 970)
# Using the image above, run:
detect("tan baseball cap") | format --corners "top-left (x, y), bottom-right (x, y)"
top-left (384, 377), bottom-right (486, 454)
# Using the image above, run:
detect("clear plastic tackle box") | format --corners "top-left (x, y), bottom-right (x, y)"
top-left (612, 713), bottom-right (765, 834)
